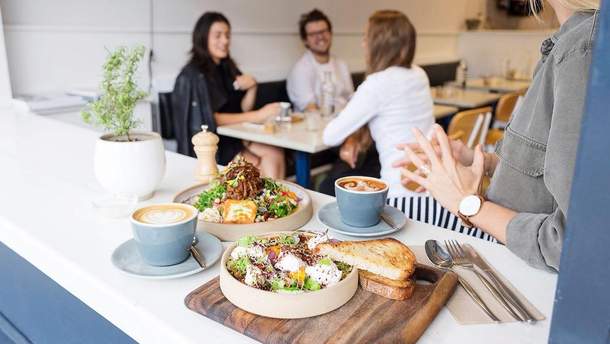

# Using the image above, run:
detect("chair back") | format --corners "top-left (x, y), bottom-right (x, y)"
top-left (495, 92), bottom-right (522, 123)
top-left (448, 106), bottom-right (493, 145)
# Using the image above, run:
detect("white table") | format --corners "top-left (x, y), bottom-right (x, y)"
top-left (217, 105), bottom-right (459, 188)
top-left (461, 78), bottom-right (530, 94)
top-left (0, 108), bottom-right (557, 343)
top-left (432, 88), bottom-right (502, 109)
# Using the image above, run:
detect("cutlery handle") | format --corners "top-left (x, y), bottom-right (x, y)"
top-left (456, 273), bottom-right (500, 322)
top-left (472, 268), bottom-right (523, 321)
top-left (380, 213), bottom-right (399, 230)
top-left (189, 246), bottom-right (206, 268)
top-left (485, 269), bottom-right (537, 323)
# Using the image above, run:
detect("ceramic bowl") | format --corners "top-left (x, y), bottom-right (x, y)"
top-left (173, 181), bottom-right (313, 241)
top-left (219, 232), bottom-right (359, 319)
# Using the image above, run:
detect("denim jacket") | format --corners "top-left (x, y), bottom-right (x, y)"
top-left (486, 11), bottom-right (598, 271)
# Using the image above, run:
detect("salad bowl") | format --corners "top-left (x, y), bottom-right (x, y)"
top-left (173, 180), bottom-right (313, 241)
top-left (219, 232), bottom-right (358, 319)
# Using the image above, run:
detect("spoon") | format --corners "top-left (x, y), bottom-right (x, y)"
top-left (189, 236), bottom-right (205, 268)
top-left (425, 240), bottom-right (499, 322)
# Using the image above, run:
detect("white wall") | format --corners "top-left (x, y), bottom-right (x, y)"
top-left (1, 0), bottom-right (483, 95)
top-left (457, 30), bottom-right (552, 79)
top-left (0, 6), bottom-right (12, 105)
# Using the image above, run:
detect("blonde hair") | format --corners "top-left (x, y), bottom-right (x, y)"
top-left (530, 0), bottom-right (600, 15)
top-left (365, 10), bottom-right (416, 75)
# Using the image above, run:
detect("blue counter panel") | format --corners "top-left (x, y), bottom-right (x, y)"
top-left (0, 242), bottom-right (135, 344)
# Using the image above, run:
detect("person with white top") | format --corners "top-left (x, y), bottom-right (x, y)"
top-left (322, 10), bottom-right (434, 198)
top-left (287, 9), bottom-right (354, 112)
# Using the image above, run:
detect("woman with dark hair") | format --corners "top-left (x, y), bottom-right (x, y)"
top-left (322, 10), bottom-right (434, 197)
top-left (172, 12), bottom-right (285, 178)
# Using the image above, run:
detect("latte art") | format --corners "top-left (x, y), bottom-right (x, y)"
top-left (141, 209), bottom-right (188, 224)
top-left (132, 204), bottom-right (196, 225)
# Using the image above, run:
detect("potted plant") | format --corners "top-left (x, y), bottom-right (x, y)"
top-left (82, 45), bottom-right (165, 200)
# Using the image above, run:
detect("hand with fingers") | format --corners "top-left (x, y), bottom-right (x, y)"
top-left (339, 136), bottom-right (361, 169)
top-left (392, 124), bottom-right (486, 214)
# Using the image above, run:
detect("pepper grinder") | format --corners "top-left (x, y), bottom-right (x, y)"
top-left (192, 125), bottom-right (219, 183)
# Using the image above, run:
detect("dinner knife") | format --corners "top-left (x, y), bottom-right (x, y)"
top-left (464, 244), bottom-right (537, 323)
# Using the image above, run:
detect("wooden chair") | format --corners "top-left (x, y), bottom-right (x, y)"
top-left (495, 91), bottom-right (523, 123)
top-left (448, 106), bottom-right (493, 146)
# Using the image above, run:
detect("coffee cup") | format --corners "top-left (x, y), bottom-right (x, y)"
top-left (334, 176), bottom-right (389, 227)
top-left (130, 203), bottom-right (198, 266)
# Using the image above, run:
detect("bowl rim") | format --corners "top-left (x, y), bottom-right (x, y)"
top-left (220, 231), bottom-right (358, 296)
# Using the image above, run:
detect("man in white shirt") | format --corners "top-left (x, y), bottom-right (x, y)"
top-left (287, 9), bottom-right (354, 112)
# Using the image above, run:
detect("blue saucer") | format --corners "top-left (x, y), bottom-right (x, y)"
top-left (111, 231), bottom-right (223, 279)
top-left (317, 202), bottom-right (406, 237)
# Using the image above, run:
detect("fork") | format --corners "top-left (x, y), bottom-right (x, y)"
top-left (445, 240), bottom-right (524, 321)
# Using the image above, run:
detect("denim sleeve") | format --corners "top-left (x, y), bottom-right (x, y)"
top-left (505, 51), bottom-right (591, 271)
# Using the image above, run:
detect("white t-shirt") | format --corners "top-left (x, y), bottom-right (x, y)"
top-left (287, 50), bottom-right (354, 112)
top-left (322, 66), bottom-right (434, 197)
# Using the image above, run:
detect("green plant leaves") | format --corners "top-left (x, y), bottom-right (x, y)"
top-left (81, 45), bottom-right (148, 140)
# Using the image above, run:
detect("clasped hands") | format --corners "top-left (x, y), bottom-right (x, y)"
top-left (392, 124), bottom-right (486, 214)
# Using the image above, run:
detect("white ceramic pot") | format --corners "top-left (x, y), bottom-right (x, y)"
top-left (94, 131), bottom-right (166, 201)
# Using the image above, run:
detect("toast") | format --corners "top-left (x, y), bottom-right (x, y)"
top-left (315, 238), bottom-right (416, 281)
top-left (359, 271), bottom-right (415, 301)
top-left (358, 269), bottom-right (412, 288)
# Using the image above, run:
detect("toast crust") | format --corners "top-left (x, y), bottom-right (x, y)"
top-left (358, 270), bottom-right (411, 288)
top-left (316, 238), bottom-right (416, 280)
top-left (359, 272), bottom-right (415, 300)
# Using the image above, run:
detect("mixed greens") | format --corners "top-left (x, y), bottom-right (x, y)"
top-left (194, 157), bottom-right (299, 223)
top-left (226, 233), bottom-right (352, 293)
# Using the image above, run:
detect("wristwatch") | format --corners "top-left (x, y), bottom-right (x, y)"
top-left (457, 195), bottom-right (485, 228)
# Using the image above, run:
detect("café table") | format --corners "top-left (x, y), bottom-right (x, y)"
top-left (0, 107), bottom-right (557, 344)
top-left (432, 88), bottom-right (502, 109)
top-left (217, 105), bottom-right (459, 188)
top-left (459, 78), bottom-right (531, 94)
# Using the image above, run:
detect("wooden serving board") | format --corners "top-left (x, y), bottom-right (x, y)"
top-left (184, 264), bottom-right (458, 344)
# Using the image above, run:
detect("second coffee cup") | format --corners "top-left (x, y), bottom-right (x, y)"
top-left (334, 176), bottom-right (389, 227)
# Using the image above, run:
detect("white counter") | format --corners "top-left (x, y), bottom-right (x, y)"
top-left (0, 107), bottom-right (557, 343)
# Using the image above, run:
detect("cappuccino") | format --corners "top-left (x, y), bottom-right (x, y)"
top-left (334, 176), bottom-right (389, 227)
top-left (338, 178), bottom-right (386, 192)
top-left (133, 204), bottom-right (195, 225)
top-left (130, 203), bottom-right (198, 266)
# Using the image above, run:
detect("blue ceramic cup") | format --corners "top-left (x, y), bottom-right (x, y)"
top-left (334, 176), bottom-right (389, 227)
top-left (130, 203), bottom-right (198, 266)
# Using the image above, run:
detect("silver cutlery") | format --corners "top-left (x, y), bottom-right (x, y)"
top-left (445, 240), bottom-right (523, 322)
top-left (190, 236), bottom-right (206, 268)
top-left (464, 244), bottom-right (537, 323)
top-left (425, 240), bottom-right (500, 322)
top-left (380, 213), bottom-right (400, 230)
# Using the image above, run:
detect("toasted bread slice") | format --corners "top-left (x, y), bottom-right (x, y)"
top-left (315, 238), bottom-right (416, 280)
top-left (359, 270), bottom-right (411, 288)
top-left (359, 271), bottom-right (415, 301)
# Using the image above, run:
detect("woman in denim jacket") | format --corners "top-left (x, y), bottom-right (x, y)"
top-left (394, 0), bottom-right (600, 271)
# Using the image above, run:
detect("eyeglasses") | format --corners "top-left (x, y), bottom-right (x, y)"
top-left (306, 28), bottom-right (330, 38)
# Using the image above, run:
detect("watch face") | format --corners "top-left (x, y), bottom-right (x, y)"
top-left (459, 195), bottom-right (482, 217)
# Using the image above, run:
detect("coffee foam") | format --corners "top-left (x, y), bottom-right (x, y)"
top-left (133, 204), bottom-right (195, 225)
top-left (338, 177), bottom-right (386, 192)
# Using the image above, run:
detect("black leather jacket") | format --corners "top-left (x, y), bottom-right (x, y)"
top-left (171, 61), bottom-right (242, 164)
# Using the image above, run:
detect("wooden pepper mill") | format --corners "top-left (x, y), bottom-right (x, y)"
top-left (192, 125), bottom-right (219, 183)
